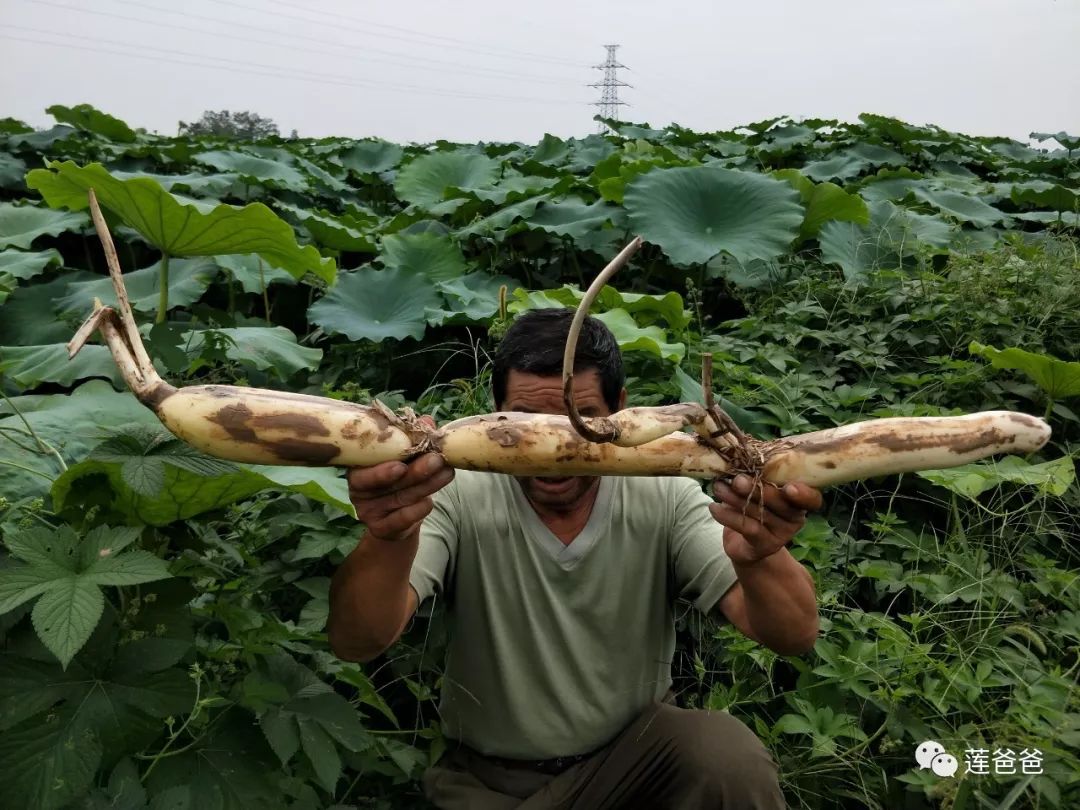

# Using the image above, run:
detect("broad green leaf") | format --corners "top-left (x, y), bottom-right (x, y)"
top-left (799, 181), bottom-right (870, 240)
top-left (0, 247), bottom-right (62, 281)
top-left (0, 656), bottom-right (82, 731)
top-left (624, 167), bottom-right (804, 265)
top-left (260, 707), bottom-right (300, 765)
top-left (917, 456), bottom-right (1076, 499)
top-left (46, 103), bottom-right (136, 142)
top-left (970, 342), bottom-right (1080, 399)
top-left (111, 170), bottom-right (242, 199)
top-left (295, 578), bottom-right (329, 632)
top-left (0, 343), bottom-right (124, 388)
top-left (180, 327), bottom-right (322, 378)
top-left (277, 203), bottom-right (379, 253)
top-left (801, 153), bottom-right (867, 183)
top-left (193, 150), bottom-right (307, 189)
top-left (26, 161), bottom-right (336, 283)
top-left (0, 381), bottom-right (162, 499)
top-left (0, 567), bottom-right (58, 614)
top-left (0, 709), bottom-right (101, 810)
top-left (83, 551), bottom-right (172, 587)
top-left (525, 197), bottom-right (622, 240)
top-left (51, 450), bottom-right (353, 526)
top-left (337, 140), bottom-right (403, 174)
top-left (0, 203), bottom-right (87, 249)
top-left (89, 428), bottom-right (239, 497)
top-left (381, 231), bottom-right (468, 282)
top-left (298, 717), bottom-right (341, 792)
top-left (819, 200), bottom-right (953, 283)
top-left (55, 257), bottom-right (219, 316)
top-left (31, 579), bottom-right (105, 668)
top-left (508, 283), bottom-right (690, 330)
top-left (426, 272), bottom-right (517, 326)
top-left (144, 711), bottom-right (278, 810)
top-left (1010, 182), bottom-right (1080, 213)
top-left (214, 254), bottom-right (295, 293)
top-left (308, 267), bottom-right (440, 342)
top-left (912, 187), bottom-right (1008, 228)
top-left (394, 151), bottom-right (500, 205)
top-left (595, 309), bottom-right (684, 364)
top-left (0, 153), bottom-right (26, 188)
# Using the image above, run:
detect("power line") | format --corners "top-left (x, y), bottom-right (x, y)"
top-left (252, 0), bottom-right (591, 69)
top-left (589, 45), bottom-right (631, 132)
top-left (17, 0), bottom-right (583, 87)
top-left (0, 31), bottom-right (585, 108)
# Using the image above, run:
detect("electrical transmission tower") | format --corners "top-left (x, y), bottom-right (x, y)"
top-left (589, 44), bottom-right (630, 132)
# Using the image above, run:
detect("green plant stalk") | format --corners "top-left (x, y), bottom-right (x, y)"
top-left (156, 253), bottom-right (170, 324)
top-left (0, 389), bottom-right (67, 471)
top-left (258, 258), bottom-right (271, 324)
top-left (139, 668), bottom-right (204, 782)
top-left (0, 459), bottom-right (54, 480)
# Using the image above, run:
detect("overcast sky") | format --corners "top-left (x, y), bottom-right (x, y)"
top-left (1, 0), bottom-right (1077, 145)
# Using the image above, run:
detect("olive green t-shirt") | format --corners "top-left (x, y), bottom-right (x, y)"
top-left (408, 470), bottom-right (738, 760)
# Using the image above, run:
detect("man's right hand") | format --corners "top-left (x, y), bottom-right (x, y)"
top-left (346, 452), bottom-right (454, 543)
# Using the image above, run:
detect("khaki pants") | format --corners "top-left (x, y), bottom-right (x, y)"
top-left (422, 697), bottom-right (787, 809)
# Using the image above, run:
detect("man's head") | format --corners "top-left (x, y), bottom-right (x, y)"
top-left (491, 308), bottom-right (626, 511)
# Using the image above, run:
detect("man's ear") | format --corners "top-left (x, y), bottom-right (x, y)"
top-left (617, 387), bottom-right (628, 411)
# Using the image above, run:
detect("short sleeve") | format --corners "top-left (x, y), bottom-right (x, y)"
top-left (409, 478), bottom-right (459, 608)
top-left (669, 478), bottom-right (738, 614)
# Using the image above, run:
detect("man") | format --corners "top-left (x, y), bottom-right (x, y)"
top-left (329, 309), bottom-right (822, 809)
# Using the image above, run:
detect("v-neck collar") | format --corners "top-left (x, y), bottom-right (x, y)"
top-left (511, 477), bottom-right (614, 569)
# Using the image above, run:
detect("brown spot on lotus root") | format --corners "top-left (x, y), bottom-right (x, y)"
top-left (142, 381), bottom-right (178, 411)
top-left (250, 412), bottom-right (330, 437)
top-left (487, 425), bottom-right (523, 448)
top-left (209, 403), bottom-right (259, 443)
top-left (823, 460), bottom-right (837, 469)
top-left (265, 438), bottom-right (340, 464)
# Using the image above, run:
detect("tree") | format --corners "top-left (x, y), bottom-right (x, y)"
top-left (177, 110), bottom-right (280, 139)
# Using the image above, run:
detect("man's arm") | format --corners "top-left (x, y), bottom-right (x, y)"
top-left (328, 452), bottom-right (451, 663)
top-left (710, 475), bottom-right (822, 656)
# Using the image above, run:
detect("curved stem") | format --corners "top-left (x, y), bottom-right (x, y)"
top-left (0, 389), bottom-right (67, 471)
top-left (562, 236), bottom-right (643, 442)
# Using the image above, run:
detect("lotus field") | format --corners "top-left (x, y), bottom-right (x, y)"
top-left (0, 104), bottom-right (1078, 809)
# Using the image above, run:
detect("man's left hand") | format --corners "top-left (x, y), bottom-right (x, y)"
top-left (710, 475), bottom-right (823, 567)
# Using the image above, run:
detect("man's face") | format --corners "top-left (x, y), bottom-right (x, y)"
top-left (501, 368), bottom-right (625, 512)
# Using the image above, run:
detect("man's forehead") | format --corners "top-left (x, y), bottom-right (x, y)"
top-left (504, 369), bottom-right (604, 399)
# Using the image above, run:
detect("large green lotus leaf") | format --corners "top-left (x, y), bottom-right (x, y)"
top-left (111, 170), bottom-right (241, 199)
top-left (308, 268), bottom-right (441, 342)
top-left (244, 146), bottom-right (349, 193)
top-left (55, 258), bottom-right (219, 316)
top-left (380, 231), bottom-right (468, 282)
top-left (1013, 211), bottom-right (1080, 226)
top-left (214, 254), bottom-right (295, 293)
top-left (0, 344), bottom-right (123, 388)
top-left (530, 133), bottom-right (569, 165)
top-left (801, 154), bottom-right (867, 183)
top-left (0, 117), bottom-right (32, 134)
top-left (1010, 182), bottom-right (1080, 212)
top-left (508, 284), bottom-right (690, 330)
top-left (337, 140), bottom-right (404, 174)
top-left (846, 142), bottom-right (907, 167)
top-left (276, 203), bottom-right (379, 253)
top-left (193, 150), bottom-right (307, 189)
top-left (0, 272), bottom-right (96, 346)
top-left (51, 455), bottom-right (352, 526)
top-left (6, 125), bottom-right (77, 150)
top-left (467, 173), bottom-right (567, 206)
top-left (912, 187), bottom-right (1008, 228)
top-left (970, 342), bottom-right (1080, 400)
top-left (917, 455), bottom-right (1075, 500)
top-left (0, 203), bottom-right (87, 249)
top-left (1031, 130), bottom-right (1080, 150)
top-left (455, 196), bottom-right (545, 238)
top-left (594, 309), bottom-right (684, 364)
top-left (0, 154), bottom-right (26, 189)
top-left (0, 382), bottom-right (161, 499)
top-left (624, 167), bottom-right (804, 266)
top-left (773, 172), bottom-right (870, 240)
top-left (525, 198), bottom-right (623, 240)
top-left (425, 272), bottom-right (517, 326)
top-left (564, 134), bottom-right (617, 173)
top-left (180, 327), bottom-right (322, 378)
top-left (0, 248), bottom-right (62, 281)
top-left (394, 151), bottom-right (500, 206)
top-left (46, 104), bottom-right (136, 143)
top-left (25, 162), bottom-right (335, 283)
top-left (819, 200), bottom-right (953, 282)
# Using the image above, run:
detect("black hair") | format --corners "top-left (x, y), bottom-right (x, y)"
top-left (492, 308), bottom-right (624, 411)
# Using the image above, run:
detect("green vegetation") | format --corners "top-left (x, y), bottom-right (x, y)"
top-left (0, 105), bottom-right (1077, 809)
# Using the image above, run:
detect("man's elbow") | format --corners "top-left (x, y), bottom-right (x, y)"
top-left (327, 620), bottom-right (394, 664)
top-left (775, 617), bottom-right (819, 656)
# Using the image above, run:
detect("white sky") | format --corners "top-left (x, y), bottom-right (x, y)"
top-left (1, 0), bottom-right (1078, 145)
